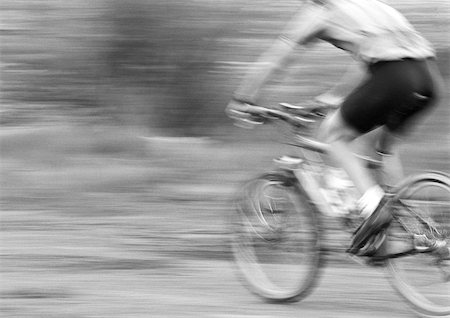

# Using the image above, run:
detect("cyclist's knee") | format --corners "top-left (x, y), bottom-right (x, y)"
top-left (319, 110), bottom-right (359, 144)
top-left (376, 128), bottom-right (401, 156)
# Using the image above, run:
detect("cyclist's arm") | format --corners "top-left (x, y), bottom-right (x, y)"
top-left (233, 40), bottom-right (299, 103)
top-left (233, 3), bottom-right (328, 104)
top-left (315, 60), bottom-right (368, 107)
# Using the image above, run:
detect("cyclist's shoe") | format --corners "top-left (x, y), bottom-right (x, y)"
top-left (359, 231), bottom-right (387, 257)
top-left (347, 197), bottom-right (392, 255)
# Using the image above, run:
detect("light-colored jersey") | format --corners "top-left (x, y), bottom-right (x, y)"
top-left (282, 0), bottom-right (435, 63)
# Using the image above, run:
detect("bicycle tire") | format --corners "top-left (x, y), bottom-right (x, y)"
top-left (385, 172), bottom-right (450, 317)
top-left (230, 170), bottom-right (323, 303)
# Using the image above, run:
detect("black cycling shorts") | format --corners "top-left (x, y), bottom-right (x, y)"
top-left (341, 58), bottom-right (438, 134)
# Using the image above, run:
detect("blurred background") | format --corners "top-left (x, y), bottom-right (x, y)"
top-left (0, 1), bottom-right (449, 317)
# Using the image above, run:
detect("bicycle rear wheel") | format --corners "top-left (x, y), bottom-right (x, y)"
top-left (230, 171), bottom-right (322, 303)
top-left (386, 172), bottom-right (450, 317)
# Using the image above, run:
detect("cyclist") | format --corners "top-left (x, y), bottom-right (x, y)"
top-left (226, 0), bottom-right (443, 255)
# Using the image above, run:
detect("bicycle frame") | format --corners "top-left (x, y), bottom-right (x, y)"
top-left (258, 108), bottom-right (447, 263)
top-left (273, 131), bottom-right (383, 218)
top-left (274, 153), bottom-right (447, 267)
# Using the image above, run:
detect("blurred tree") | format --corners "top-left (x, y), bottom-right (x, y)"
top-left (0, 0), bottom-right (448, 136)
top-left (106, 0), bottom-right (234, 136)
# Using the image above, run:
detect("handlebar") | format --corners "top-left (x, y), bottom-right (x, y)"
top-left (244, 106), bottom-right (314, 127)
top-left (241, 103), bottom-right (335, 128)
top-left (233, 103), bottom-right (383, 169)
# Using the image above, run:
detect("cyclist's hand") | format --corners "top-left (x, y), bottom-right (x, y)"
top-left (225, 100), bottom-right (265, 128)
top-left (225, 99), bottom-right (253, 119)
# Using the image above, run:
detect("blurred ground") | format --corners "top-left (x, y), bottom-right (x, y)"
top-left (1, 0), bottom-right (449, 317)
top-left (0, 121), bottom-right (448, 317)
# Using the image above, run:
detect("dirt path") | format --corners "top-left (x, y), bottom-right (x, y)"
top-left (1, 123), bottom-right (448, 317)
top-left (0, 208), bottom-right (418, 318)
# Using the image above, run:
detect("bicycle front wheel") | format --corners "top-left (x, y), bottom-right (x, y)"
top-left (230, 171), bottom-right (322, 303)
top-left (386, 172), bottom-right (450, 317)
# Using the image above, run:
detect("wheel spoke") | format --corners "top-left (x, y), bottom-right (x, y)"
top-left (231, 173), bottom-right (321, 302)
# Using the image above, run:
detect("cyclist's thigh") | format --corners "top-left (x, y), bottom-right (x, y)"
top-left (319, 109), bottom-right (360, 143)
top-left (386, 59), bottom-right (439, 134)
top-left (340, 64), bottom-right (397, 134)
top-left (341, 59), bottom-right (437, 135)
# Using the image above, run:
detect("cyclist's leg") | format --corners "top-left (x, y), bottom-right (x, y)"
top-left (319, 60), bottom-right (394, 216)
top-left (320, 109), bottom-right (386, 220)
top-left (376, 127), bottom-right (404, 189)
top-left (327, 59), bottom-right (437, 203)
top-left (320, 110), bottom-right (379, 196)
top-left (347, 59), bottom-right (439, 252)
top-left (379, 59), bottom-right (441, 188)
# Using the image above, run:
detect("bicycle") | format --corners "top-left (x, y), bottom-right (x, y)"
top-left (229, 103), bottom-right (450, 317)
